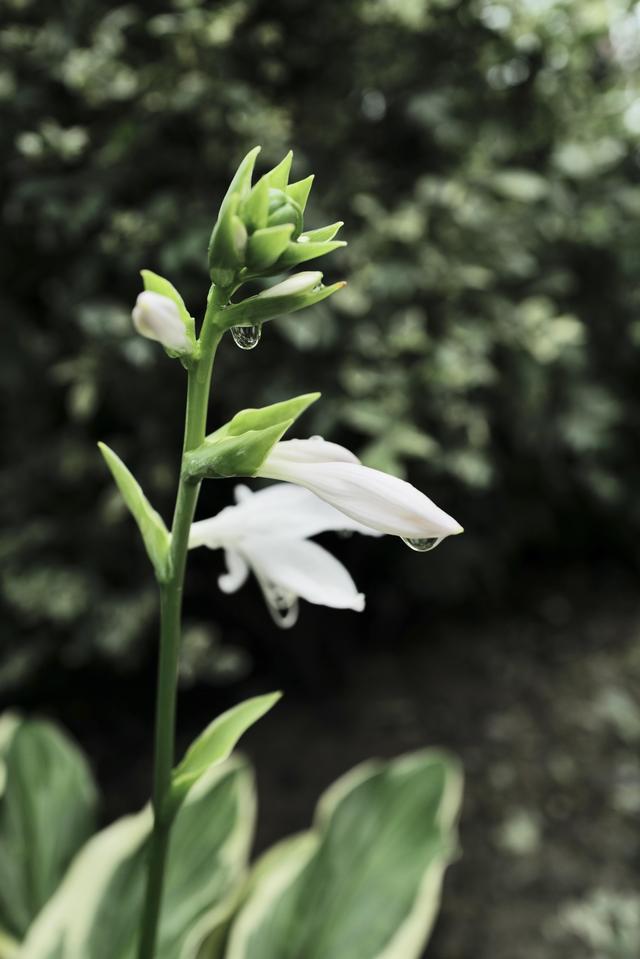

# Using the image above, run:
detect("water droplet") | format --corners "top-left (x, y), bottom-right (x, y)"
top-left (402, 536), bottom-right (442, 552)
top-left (231, 324), bottom-right (262, 350)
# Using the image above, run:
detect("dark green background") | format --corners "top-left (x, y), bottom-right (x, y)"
top-left (2, 0), bottom-right (640, 955)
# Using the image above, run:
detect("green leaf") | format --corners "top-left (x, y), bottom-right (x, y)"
top-left (140, 270), bottom-right (196, 349)
top-left (209, 194), bottom-right (249, 289)
top-left (240, 177), bottom-right (270, 233)
top-left (98, 442), bottom-right (172, 582)
top-left (286, 175), bottom-right (314, 211)
top-left (300, 221), bottom-right (344, 242)
top-left (216, 278), bottom-right (346, 331)
top-left (21, 758), bottom-right (255, 959)
top-left (264, 151), bottom-right (293, 189)
top-left (246, 225), bottom-right (294, 272)
top-left (183, 422), bottom-right (293, 481)
top-left (209, 147), bottom-right (261, 282)
top-left (183, 393), bottom-right (320, 481)
top-left (276, 239), bottom-right (346, 270)
top-left (209, 392), bottom-right (320, 441)
top-left (225, 750), bottom-right (463, 959)
top-left (171, 693), bottom-right (281, 806)
top-left (0, 716), bottom-right (97, 940)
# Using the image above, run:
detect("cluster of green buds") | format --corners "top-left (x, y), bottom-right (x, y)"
top-left (208, 146), bottom-right (345, 291)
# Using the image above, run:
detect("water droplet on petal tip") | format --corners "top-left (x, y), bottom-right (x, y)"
top-left (401, 536), bottom-right (442, 552)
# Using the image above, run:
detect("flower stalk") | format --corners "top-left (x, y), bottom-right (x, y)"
top-left (136, 287), bottom-right (225, 959)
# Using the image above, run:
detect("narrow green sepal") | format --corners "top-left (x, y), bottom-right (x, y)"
top-left (140, 269), bottom-right (196, 357)
top-left (209, 193), bottom-right (247, 281)
top-left (216, 278), bottom-right (346, 330)
top-left (246, 224), bottom-right (294, 271)
top-left (286, 175), bottom-right (314, 211)
top-left (216, 146), bottom-right (261, 220)
top-left (241, 176), bottom-right (270, 233)
top-left (98, 443), bottom-right (172, 582)
top-left (208, 392), bottom-right (321, 443)
top-left (169, 693), bottom-right (281, 810)
top-left (182, 421), bottom-right (293, 481)
top-left (276, 239), bottom-right (347, 269)
top-left (208, 146), bottom-right (261, 279)
top-left (301, 221), bottom-right (344, 242)
top-left (264, 150), bottom-right (293, 189)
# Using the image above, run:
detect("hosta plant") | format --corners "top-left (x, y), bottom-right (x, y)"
top-left (2, 149), bottom-right (464, 959)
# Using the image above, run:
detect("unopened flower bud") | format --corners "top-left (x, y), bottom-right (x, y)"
top-left (266, 188), bottom-right (303, 238)
top-left (258, 271), bottom-right (323, 299)
top-left (132, 291), bottom-right (193, 354)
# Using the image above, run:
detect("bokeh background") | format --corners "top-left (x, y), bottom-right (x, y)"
top-left (2, 0), bottom-right (640, 955)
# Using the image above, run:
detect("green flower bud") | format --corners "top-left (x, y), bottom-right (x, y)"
top-left (266, 188), bottom-right (303, 238)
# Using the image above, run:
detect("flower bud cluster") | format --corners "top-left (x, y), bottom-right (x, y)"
top-left (207, 147), bottom-right (345, 290)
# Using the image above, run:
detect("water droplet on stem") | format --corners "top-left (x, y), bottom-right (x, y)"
top-left (231, 324), bottom-right (262, 350)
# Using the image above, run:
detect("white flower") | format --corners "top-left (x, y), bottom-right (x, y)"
top-left (189, 483), bottom-right (377, 628)
top-left (258, 437), bottom-right (463, 543)
top-left (132, 291), bottom-right (193, 353)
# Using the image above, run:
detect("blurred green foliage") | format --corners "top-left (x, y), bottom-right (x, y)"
top-left (2, 0), bottom-right (640, 679)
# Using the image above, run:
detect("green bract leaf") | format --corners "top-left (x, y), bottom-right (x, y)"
top-left (21, 758), bottom-right (255, 959)
top-left (209, 194), bottom-right (249, 289)
top-left (276, 239), bottom-right (346, 270)
top-left (225, 750), bottom-right (463, 959)
top-left (241, 177), bottom-right (270, 233)
top-left (0, 715), bottom-right (97, 940)
top-left (209, 147), bottom-right (261, 283)
top-left (171, 693), bottom-right (281, 807)
top-left (98, 443), bottom-right (172, 582)
top-left (216, 273), bottom-right (345, 331)
top-left (246, 225), bottom-right (294, 272)
top-left (264, 151), bottom-right (293, 189)
top-left (286, 175), bottom-right (314, 212)
top-left (183, 422), bottom-right (293, 481)
top-left (300, 221), bottom-right (344, 242)
top-left (182, 393), bottom-right (320, 481)
top-left (140, 270), bottom-right (196, 356)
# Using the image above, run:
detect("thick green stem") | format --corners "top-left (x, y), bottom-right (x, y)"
top-left (137, 289), bottom-right (225, 959)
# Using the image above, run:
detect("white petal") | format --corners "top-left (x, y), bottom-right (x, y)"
top-left (241, 536), bottom-right (365, 611)
top-left (217, 550), bottom-right (249, 593)
top-left (264, 437), bottom-right (360, 467)
top-left (260, 458), bottom-right (462, 539)
top-left (189, 482), bottom-right (379, 549)
top-left (258, 272), bottom-right (322, 299)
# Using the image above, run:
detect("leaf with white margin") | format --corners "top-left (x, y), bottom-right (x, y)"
top-left (225, 750), bottom-right (462, 959)
top-left (0, 716), bottom-right (97, 941)
top-left (20, 757), bottom-right (255, 959)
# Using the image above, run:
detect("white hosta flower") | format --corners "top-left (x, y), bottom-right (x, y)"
top-left (189, 484), bottom-right (376, 628)
top-left (258, 437), bottom-right (463, 544)
top-left (258, 271), bottom-right (322, 298)
top-left (132, 291), bottom-right (193, 354)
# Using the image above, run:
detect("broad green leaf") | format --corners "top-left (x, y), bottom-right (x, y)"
top-left (216, 279), bottom-right (345, 331)
top-left (140, 270), bottom-right (196, 352)
top-left (276, 239), bottom-right (346, 270)
top-left (98, 443), bottom-right (172, 582)
top-left (21, 757), bottom-right (255, 959)
top-left (183, 423), bottom-right (293, 481)
top-left (0, 717), bottom-right (97, 940)
top-left (183, 393), bottom-right (320, 481)
top-left (171, 693), bottom-right (281, 805)
top-left (225, 750), bottom-right (462, 959)
top-left (286, 175), bottom-right (314, 211)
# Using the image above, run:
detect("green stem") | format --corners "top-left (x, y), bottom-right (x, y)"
top-left (137, 288), bottom-right (225, 959)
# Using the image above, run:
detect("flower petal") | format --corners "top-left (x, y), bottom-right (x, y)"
top-left (218, 550), bottom-right (250, 593)
top-left (260, 454), bottom-right (462, 540)
top-left (265, 437), bottom-right (360, 466)
top-left (241, 536), bottom-right (365, 612)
